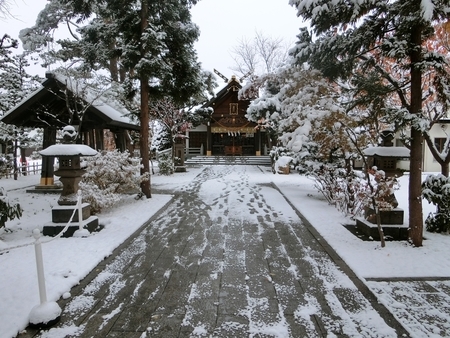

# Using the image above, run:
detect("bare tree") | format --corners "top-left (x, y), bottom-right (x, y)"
top-left (230, 31), bottom-right (291, 77)
top-left (0, 0), bottom-right (13, 20)
top-left (254, 31), bottom-right (286, 74)
top-left (230, 36), bottom-right (259, 76)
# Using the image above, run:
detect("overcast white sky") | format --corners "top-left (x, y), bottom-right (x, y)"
top-left (191, 0), bottom-right (303, 77)
top-left (4, 0), bottom-right (304, 79)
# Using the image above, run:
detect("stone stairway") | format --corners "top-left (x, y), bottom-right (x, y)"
top-left (185, 155), bottom-right (271, 166)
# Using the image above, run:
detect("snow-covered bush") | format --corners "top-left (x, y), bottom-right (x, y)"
top-left (366, 167), bottom-right (399, 210)
top-left (0, 188), bottom-right (22, 229)
top-left (158, 153), bottom-right (173, 175)
top-left (309, 164), bottom-right (366, 218)
top-left (79, 150), bottom-right (148, 214)
top-left (422, 174), bottom-right (450, 233)
top-left (310, 164), bottom-right (398, 219)
top-left (270, 147), bottom-right (296, 174)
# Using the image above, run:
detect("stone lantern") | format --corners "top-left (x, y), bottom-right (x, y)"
top-left (174, 136), bottom-right (186, 172)
top-left (40, 126), bottom-right (99, 237)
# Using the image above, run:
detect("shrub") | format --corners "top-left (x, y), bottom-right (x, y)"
top-left (309, 164), bottom-right (398, 219)
top-left (0, 188), bottom-right (22, 229)
top-left (79, 150), bottom-right (148, 214)
top-left (158, 153), bottom-right (173, 175)
top-left (422, 174), bottom-right (450, 233)
top-left (310, 164), bottom-right (368, 218)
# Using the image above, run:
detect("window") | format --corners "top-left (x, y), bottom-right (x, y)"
top-left (382, 159), bottom-right (396, 170)
top-left (435, 138), bottom-right (446, 153)
top-left (189, 132), bottom-right (206, 148)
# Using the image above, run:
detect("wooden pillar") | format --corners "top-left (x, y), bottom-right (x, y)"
top-left (115, 130), bottom-right (126, 152)
top-left (185, 131), bottom-right (190, 154)
top-left (95, 129), bottom-right (103, 150)
top-left (255, 129), bottom-right (261, 156)
top-left (39, 127), bottom-right (56, 187)
top-left (206, 123), bottom-right (212, 156)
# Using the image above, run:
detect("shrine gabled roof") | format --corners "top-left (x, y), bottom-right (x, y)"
top-left (203, 77), bottom-right (246, 108)
top-left (1, 72), bottom-right (140, 131)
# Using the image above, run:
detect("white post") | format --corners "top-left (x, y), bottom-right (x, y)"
top-left (29, 228), bottom-right (62, 326)
top-left (77, 191), bottom-right (83, 231)
top-left (33, 228), bottom-right (47, 304)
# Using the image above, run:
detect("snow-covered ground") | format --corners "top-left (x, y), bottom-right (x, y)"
top-left (0, 166), bottom-right (447, 338)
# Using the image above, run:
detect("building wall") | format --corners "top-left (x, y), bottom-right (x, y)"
top-left (423, 123), bottom-right (450, 173)
top-left (394, 122), bottom-right (450, 173)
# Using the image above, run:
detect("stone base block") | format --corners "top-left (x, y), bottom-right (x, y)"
top-left (26, 187), bottom-right (62, 194)
top-left (356, 217), bottom-right (409, 241)
top-left (365, 208), bottom-right (404, 225)
top-left (43, 216), bottom-right (99, 237)
top-left (52, 203), bottom-right (91, 223)
top-left (174, 166), bottom-right (187, 172)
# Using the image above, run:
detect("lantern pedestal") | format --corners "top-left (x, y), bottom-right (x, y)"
top-left (43, 204), bottom-right (100, 237)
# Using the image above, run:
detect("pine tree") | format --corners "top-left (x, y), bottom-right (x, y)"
top-left (290, 0), bottom-right (450, 247)
top-left (21, 0), bottom-right (205, 198)
top-left (0, 36), bottom-right (41, 176)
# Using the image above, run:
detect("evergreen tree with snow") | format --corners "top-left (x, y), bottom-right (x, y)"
top-left (21, 0), bottom-right (206, 198)
top-left (290, 0), bottom-right (450, 247)
top-left (0, 34), bottom-right (41, 171)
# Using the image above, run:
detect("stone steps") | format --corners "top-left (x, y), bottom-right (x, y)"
top-left (185, 155), bottom-right (271, 166)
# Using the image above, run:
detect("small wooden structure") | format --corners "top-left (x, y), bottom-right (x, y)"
top-left (363, 130), bottom-right (410, 177)
top-left (1, 72), bottom-right (139, 189)
top-left (363, 147), bottom-right (410, 177)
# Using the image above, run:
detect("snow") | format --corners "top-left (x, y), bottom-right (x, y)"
top-left (421, 0), bottom-right (435, 22)
top-left (39, 144), bottom-right (98, 157)
top-left (363, 146), bottom-right (410, 158)
top-left (29, 301), bottom-right (61, 326)
top-left (0, 166), bottom-right (447, 338)
top-left (0, 173), bottom-right (173, 338)
top-left (272, 172), bottom-right (443, 278)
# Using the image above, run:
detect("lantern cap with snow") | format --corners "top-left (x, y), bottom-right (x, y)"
top-left (62, 125), bottom-right (77, 144)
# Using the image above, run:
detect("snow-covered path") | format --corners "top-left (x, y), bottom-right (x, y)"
top-left (28, 165), bottom-right (405, 337)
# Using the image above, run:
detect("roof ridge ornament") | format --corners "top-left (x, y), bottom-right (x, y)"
top-left (214, 69), bottom-right (228, 83)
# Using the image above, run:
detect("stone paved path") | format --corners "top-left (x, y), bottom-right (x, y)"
top-left (366, 278), bottom-right (450, 337)
top-left (21, 165), bottom-right (409, 337)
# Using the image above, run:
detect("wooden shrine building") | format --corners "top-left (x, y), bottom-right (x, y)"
top-left (186, 75), bottom-right (266, 157)
top-left (1, 72), bottom-right (140, 187)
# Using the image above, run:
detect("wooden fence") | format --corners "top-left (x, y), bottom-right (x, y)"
top-left (0, 162), bottom-right (42, 179)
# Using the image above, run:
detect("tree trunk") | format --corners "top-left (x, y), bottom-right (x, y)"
top-left (345, 158), bottom-right (355, 215)
top-left (139, 0), bottom-right (151, 198)
top-left (408, 25), bottom-right (424, 247)
top-left (109, 55), bottom-right (119, 83)
top-left (442, 163), bottom-right (449, 177)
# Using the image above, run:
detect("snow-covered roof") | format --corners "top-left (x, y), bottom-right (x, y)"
top-left (50, 73), bottom-right (135, 127)
top-left (363, 146), bottom-right (410, 158)
top-left (203, 76), bottom-right (244, 108)
top-left (40, 144), bottom-right (98, 156)
top-left (1, 72), bottom-right (139, 132)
